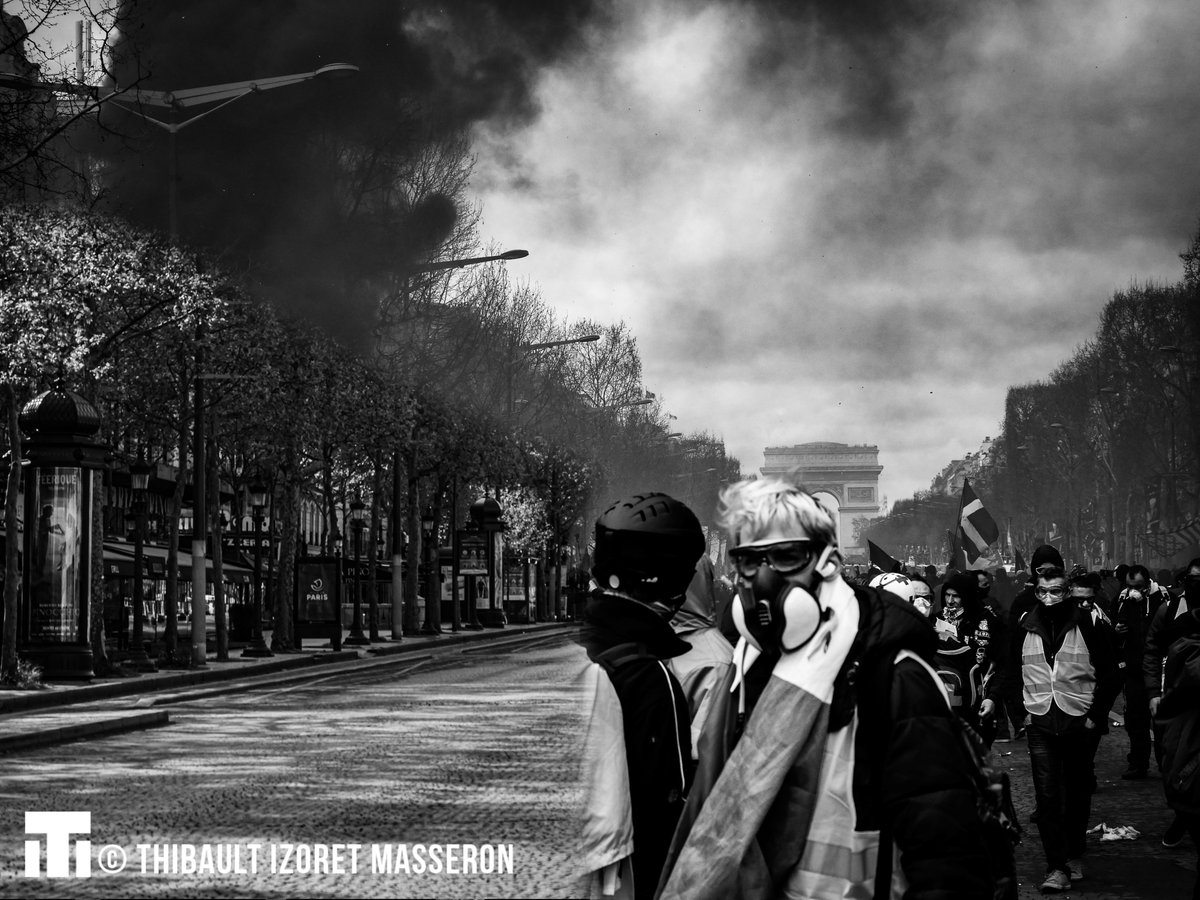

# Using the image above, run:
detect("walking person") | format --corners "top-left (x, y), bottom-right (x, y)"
top-left (1013, 566), bottom-right (1121, 891)
top-left (933, 572), bottom-right (1007, 745)
top-left (577, 492), bottom-right (706, 899)
top-left (657, 476), bottom-right (994, 899)
top-left (1115, 564), bottom-right (1169, 779)
top-left (1151, 590), bottom-right (1200, 899)
top-left (1146, 556), bottom-right (1200, 850)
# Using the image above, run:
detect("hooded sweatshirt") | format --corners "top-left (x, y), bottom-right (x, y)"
top-left (668, 557), bottom-right (735, 755)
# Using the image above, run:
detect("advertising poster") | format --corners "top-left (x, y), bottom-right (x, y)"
top-left (28, 466), bottom-right (83, 642)
top-left (296, 560), bottom-right (338, 623)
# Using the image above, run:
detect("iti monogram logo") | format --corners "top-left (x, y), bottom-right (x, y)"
top-left (25, 811), bottom-right (92, 878)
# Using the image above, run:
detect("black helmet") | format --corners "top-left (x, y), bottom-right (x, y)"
top-left (592, 492), bottom-right (705, 609)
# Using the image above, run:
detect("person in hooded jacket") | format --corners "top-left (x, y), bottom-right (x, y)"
top-left (932, 571), bottom-right (1007, 744)
top-left (656, 476), bottom-right (994, 900)
top-left (578, 492), bottom-right (706, 900)
top-left (666, 554), bottom-right (735, 760)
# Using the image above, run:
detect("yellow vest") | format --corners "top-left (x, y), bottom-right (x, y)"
top-left (1021, 627), bottom-right (1096, 716)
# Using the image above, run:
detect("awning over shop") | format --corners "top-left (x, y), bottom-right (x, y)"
top-left (103, 546), bottom-right (142, 578)
top-left (103, 543), bottom-right (255, 584)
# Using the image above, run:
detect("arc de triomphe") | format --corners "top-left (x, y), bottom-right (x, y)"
top-left (760, 442), bottom-right (883, 561)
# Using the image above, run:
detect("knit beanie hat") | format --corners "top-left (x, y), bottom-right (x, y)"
top-left (1030, 544), bottom-right (1064, 574)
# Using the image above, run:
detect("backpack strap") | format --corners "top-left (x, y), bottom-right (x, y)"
top-left (593, 642), bottom-right (654, 674)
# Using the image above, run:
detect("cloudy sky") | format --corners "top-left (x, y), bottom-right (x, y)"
top-left (467, 0), bottom-right (1200, 503)
top-left (33, 0), bottom-right (1200, 505)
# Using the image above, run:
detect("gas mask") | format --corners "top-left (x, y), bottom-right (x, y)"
top-left (730, 541), bottom-right (841, 653)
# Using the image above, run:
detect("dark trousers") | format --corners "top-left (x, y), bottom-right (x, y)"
top-left (1123, 676), bottom-right (1152, 770)
top-left (1027, 724), bottom-right (1102, 871)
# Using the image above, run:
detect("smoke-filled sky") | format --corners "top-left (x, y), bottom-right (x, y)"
top-left (469, 0), bottom-right (1200, 503)
top-left (40, 0), bottom-right (1200, 504)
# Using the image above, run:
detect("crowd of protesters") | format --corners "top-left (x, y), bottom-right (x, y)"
top-left (837, 546), bottom-right (1200, 895)
top-left (577, 478), bottom-right (1200, 899)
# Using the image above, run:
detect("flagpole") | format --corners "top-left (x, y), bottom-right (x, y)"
top-left (950, 479), bottom-right (969, 569)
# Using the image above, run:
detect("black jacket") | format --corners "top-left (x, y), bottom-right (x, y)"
top-left (1155, 615), bottom-right (1200, 815)
top-left (1143, 592), bottom-right (1194, 699)
top-left (579, 592), bottom-right (694, 900)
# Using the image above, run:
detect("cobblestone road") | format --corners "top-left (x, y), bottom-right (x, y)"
top-left (1, 635), bottom-right (592, 899)
top-left (1003, 698), bottom-right (1197, 899)
top-left (3, 636), bottom-right (1197, 899)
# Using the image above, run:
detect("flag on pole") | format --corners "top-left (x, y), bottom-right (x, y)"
top-left (958, 479), bottom-right (1000, 571)
top-left (867, 540), bottom-right (904, 573)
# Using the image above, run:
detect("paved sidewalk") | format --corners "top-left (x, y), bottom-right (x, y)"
top-left (0, 622), bottom-right (574, 755)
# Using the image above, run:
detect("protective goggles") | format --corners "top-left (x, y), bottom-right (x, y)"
top-left (729, 540), bottom-right (816, 578)
top-left (1034, 586), bottom-right (1067, 599)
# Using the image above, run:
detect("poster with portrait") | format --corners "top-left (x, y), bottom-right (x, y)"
top-left (28, 466), bottom-right (83, 642)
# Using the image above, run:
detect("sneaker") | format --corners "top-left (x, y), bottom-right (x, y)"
top-left (1163, 815), bottom-right (1188, 849)
top-left (1041, 869), bottom-right (1071, 893)
top-left (1120, 767), bottom-right (1149, 780)
top-left (1066, 859), bottom-right (1084, 881)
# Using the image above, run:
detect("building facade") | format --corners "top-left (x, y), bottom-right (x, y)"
top-left (761, 442), bottom-right (884, 561)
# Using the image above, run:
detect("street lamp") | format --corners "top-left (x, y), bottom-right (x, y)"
top-left (389, 248), bottom-right (529, 641)
top-left (125, 457), bottom-right (156, 672)
top-left (346, 496), bottom-right (369, 646)
top-left (406, 249), bottom-right (529, 274)
top-left (508, 333), bottom-right (602, 419)
top-left (99, 63), bottom-right (361, 240)
top-left (421, 507), bottom-right (439, 634)
top-left (105, 65), bottom-right (357, 665)
top-left (241, 481), bottom-right (272, 658)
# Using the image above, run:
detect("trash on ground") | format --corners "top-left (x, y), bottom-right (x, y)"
top-left (1087, 823), bottom-right (1140, 841)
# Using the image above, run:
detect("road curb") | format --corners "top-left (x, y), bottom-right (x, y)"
top-left (0, 623), bottom-right (574, 715)
top-left (0, 710), bottom-right (170, 755)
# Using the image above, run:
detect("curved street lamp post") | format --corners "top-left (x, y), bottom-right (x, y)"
top-left (388, 249), bottom-right (529, 641)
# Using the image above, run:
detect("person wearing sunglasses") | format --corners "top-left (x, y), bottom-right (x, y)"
top-left (1012, 565), bottom-right (1121, 893)
top-left (657, 476), bottom-right (993, 900)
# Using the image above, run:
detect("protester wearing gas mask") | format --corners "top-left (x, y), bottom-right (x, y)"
top-left (656, 476), bottom-right (992, 900)
top-left (1011, 566), bottom-right (1121, 892)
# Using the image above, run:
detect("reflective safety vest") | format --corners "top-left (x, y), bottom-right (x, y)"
top-left (1022, 627), bottom-right (1096, 716)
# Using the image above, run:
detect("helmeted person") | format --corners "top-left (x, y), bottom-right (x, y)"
top-left (1010, 566), bottom-right (1121, 892)
top-left (667, 554), bottom-right (735, 759)
top-left (578, 492), bottom-right (705, 900)
top-left (657, 477), bottom-right (993, 900)
top-left (868, 570), bottom-right (918, 608)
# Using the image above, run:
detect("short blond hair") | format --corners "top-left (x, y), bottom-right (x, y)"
top-left (717, 476), bottom-right (837, 549)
